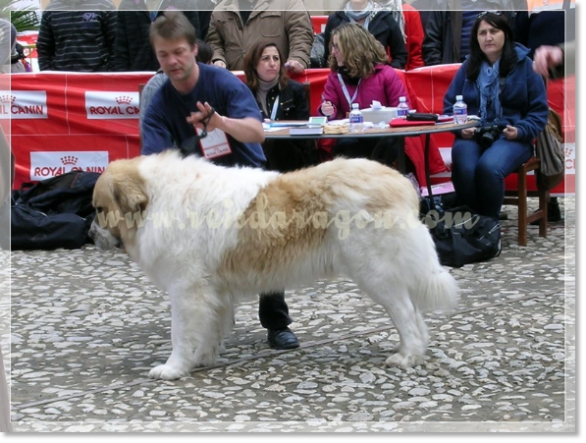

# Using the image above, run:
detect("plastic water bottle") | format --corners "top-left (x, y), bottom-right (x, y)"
top-left (349, 103), bottom-right (363, 132)
top-left (453, 95), bottom-right (468, 124)
top-left (397, 96), bottom-right (409, 117)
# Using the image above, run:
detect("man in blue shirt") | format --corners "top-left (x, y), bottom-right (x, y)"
top-left (141, 11), bottom-right (299, 351)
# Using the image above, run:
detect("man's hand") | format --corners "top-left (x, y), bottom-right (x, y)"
top-left (213, 60), bottom-right (226, 69)
top-left (186, 101), bottom-right (223, 133)
top-left (284, 59), bottom-right (304, 74)
top-left (533, 45), bottom-right (563, 77)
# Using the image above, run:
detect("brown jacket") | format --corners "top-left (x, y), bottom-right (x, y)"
top-left (207, 0), bottom-right (314, 71)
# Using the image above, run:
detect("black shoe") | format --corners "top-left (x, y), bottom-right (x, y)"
top-left (267, 327), bottom-right (300, 350)
top-left (547, 198), bottom-right (564, 223)
top-left (530, 198), bottom-right (564, 225)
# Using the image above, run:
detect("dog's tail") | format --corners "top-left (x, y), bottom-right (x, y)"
top-left (410, 225), bottom-right (460, 313)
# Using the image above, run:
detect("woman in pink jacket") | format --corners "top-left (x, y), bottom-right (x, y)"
top-left (318, 22), bottom-right (446, 186)
top-left (318, 23), bottom-right (412, 171)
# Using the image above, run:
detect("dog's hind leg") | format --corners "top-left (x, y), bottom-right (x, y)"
top-left (149, 286), bottom-right (225, 380)
top-left (353, 276), bottom-right (428, 368)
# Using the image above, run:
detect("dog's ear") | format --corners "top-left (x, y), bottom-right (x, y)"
top-left (109, 170), bottom-right (149, 214)
top-left (111, 171), bottom-right (149, 215)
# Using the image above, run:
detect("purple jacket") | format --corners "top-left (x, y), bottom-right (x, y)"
top-left (318, 64), bottom-right (408, 119)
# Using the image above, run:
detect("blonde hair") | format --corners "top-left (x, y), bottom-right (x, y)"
top-left (329, 23), bottom-right (388, 78)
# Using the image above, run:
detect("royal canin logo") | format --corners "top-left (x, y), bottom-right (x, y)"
top-left (115, 96), bottom-right (133, 105)
top-left (0, 95), bottom-right (16, 104)
top-left (61, 155), bottom-right (78, 165)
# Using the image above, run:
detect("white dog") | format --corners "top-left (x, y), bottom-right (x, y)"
top-left (89, 151), bottom-right (459, 380)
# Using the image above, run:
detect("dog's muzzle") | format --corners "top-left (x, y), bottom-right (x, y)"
top-left (89, 219), bottom-right (121, 251)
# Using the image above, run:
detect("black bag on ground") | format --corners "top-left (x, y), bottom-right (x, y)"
top-left (11, 171), bottom-right (100, 250)
top-left (535, 108), bottom-right (564, 191)
top-left (423, 206), bottom-right (501, 268)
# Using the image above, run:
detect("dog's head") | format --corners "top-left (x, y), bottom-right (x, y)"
top-left (89, 157), bottom-right (149, 251)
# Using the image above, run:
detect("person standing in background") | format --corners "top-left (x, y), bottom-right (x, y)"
top-left (36, 0), bottom-right (117, 71)
top-left (206, 0), bottom-right (313, 73)
top-left (533, 41), bottom-right (575, 78)
top-left (322, 0), bottom-right (408, 69)
top-left (114, 0), bottom-right (203, 71)
top-left (422, 0), bottom-right (522, 66)
top-left (377, 0), bottom-right (425, 70)
top-left (515, 0), bottom-right (575, 223)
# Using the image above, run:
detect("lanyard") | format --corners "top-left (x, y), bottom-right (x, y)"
top-left (270, 95), bottom-right (280, 121)
top-left (337, 73), bottom-right (361, 108)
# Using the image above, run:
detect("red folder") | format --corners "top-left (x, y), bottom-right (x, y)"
top-left (389, 118), bottom-right (436, 127)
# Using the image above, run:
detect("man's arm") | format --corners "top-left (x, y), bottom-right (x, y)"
top-left (112, 13), bottom-right (130, 72)
top-left (140, 98), bottom-right (176, 155)
top-left (283, 2), bottom-right (314, 70)
top-left (206, 12), bottom-right (227, 67)
top-left (104, 10), bottom-right (118, 71)
top-left (36, 13), bottom-right (55, 71)
top-left (422, 11), bottom-right (444, 66)
top-left (187, 102), bottom-right (265, 143)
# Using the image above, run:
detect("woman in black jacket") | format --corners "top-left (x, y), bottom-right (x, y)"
top-left (322, 0), bottom-right (408, 69)
top-left (244, 41), bottom-right (318, 172)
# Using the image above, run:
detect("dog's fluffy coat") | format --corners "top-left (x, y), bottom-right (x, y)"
top-left (90, 151), bottom-right (459, 380)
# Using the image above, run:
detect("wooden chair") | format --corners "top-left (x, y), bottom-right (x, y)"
top-left (503, 157), bottom-right (548, 246)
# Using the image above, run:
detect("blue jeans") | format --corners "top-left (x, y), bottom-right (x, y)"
top-left (451, 137), bottom-right (533, 220)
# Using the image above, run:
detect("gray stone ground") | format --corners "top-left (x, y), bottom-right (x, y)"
top-left (0, 197), bottom-right (575, 433)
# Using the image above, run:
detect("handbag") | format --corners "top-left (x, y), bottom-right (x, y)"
top-left (423, 206), bottom-right (501, 268)
top-left (535, 108), bottom-right (564, 191)
top-left (421, 128), bottom-right (501, 267)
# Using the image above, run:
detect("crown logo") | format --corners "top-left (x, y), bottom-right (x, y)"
top-left (61, 156), bottom-right (78, 165)
top-left (115, 96), bottom-right (133, 105)
top-left (563, 146), bottom-right (573, 159)
top-left (0, 95), bottom-right (16, 104)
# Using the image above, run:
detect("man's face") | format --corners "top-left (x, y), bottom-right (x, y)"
top-left (153, 36), bottom-right (198, 82)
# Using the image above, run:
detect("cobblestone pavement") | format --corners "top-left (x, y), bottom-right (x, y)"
top-left (1, 197), bottom-right (575, 433)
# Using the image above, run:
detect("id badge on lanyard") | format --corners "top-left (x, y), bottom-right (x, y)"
top-left (197, 128), bottom-right (232, 159)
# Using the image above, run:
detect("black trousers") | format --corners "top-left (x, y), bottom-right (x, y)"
top-left (258, 291), bottom-right (292, 330)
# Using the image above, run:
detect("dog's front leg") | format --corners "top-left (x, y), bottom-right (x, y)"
top-left (149, 286), bottom-right (223, 380)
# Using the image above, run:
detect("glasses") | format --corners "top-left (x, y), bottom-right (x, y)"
top-left (477, 11), bottom-right (503, 19)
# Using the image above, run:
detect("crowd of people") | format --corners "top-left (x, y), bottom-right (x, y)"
top-left (3, 0), bottom-right (574, 349)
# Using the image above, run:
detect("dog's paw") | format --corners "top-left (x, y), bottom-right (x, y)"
top-left (193, 347), bottom-right (219, 368)
top-left (385, 352), bottom-right (424, 368)
top-left (148, 364), bottom-right (186, 380)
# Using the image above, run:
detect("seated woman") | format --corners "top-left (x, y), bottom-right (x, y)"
top-left (443, 12), bottom-right (548, 220)
top-left (243, 40), bottom-right (317, 172)
top-left (318, 23), bottom-right (416, 173)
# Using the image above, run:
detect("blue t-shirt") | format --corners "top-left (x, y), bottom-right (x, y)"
top-left (141, 63), bottom-right (266, 168)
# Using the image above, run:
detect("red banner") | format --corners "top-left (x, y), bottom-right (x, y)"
top-left (7, 66), bottom-right (574, 194)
